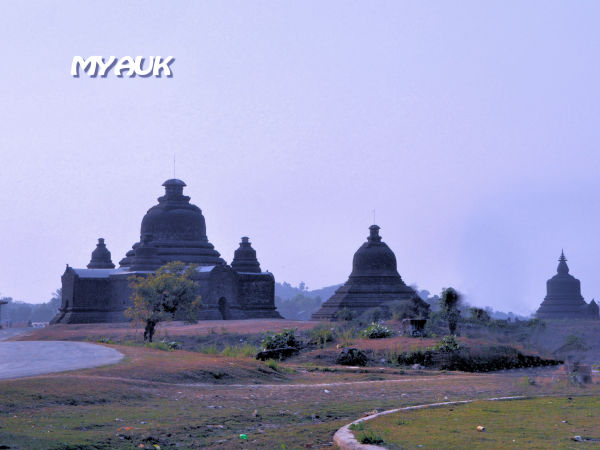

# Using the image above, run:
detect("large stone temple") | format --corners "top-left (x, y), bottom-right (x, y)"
top-left (312, 225), bottom-right (428, 320)
top-left (536, 251), bottom-right (599, 320)
top-left (51, 179), bottom-right (282, 324)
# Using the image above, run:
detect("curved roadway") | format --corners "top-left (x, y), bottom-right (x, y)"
top-left (0, 336), bottom-right (123, 380)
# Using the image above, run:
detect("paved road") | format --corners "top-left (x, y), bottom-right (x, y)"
top-left (0, 328), bottom-right (32, 341)
top-left (0, 341), bottom-right (123, 380)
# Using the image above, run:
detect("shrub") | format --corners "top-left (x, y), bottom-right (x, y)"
top-left (357, 430), bottom-right (384, 445)
top-left (261, 328), bottom-right (301, 350)
top-left (334, 307), bottom-right (355, 321)
top-left (337, 348), bottom-right (368, 366)
top-left (564, 334), bottom-right (590, 351)
top-left (468, 307), bottom-right (491, 323)
top-left (199, 344), bottom-right (220, 354)
top-left (361, 322), bottom-right (393, 339)
top-left (308, 324), bottom-right (335, 347)
top-left (265, 359), bottom-right (279, 371)
top-left (390, 296), bottom-right (430, 321)
top-left (433, 335), bottom-right (462, 352)
top-left (349, 422), bottom-right (365, 431)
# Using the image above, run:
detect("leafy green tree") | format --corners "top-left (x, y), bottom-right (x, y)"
top-left (126, 261), bottom-right (202, 342)
top-left (468, 307), bottom-right (491, 323)
top-left (439, 287), bottom-right (461, 335)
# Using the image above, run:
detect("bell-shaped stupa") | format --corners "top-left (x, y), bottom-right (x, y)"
top-left (536, 251), bottom-right (598, 319)
top-left (312, 225), bottom-right (423, 320)
top-left (120, 179), bottom-right (225, 269)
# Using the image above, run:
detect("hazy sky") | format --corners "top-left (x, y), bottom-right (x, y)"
top-left (2, 1), bottom-right (600, 314)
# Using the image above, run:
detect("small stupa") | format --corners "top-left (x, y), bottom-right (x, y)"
top-left (87, 238), bottom-right (115, 269)
top-left (231, 237), bottom-right (262, 273)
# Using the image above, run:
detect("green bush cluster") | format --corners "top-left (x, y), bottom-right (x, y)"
top-left (261, 328), bottom-right (301, 350)
top-left (360, 322), bottom-right (393, 339)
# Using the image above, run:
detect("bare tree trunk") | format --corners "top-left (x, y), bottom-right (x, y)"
top-left (144, 320), bottom-right (156, 342)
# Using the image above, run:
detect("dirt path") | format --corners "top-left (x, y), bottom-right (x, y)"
top-left (0, 341), bottom-right (123, 380)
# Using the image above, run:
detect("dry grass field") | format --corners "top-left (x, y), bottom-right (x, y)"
top-left (1, 320), bottom-right (598, 448)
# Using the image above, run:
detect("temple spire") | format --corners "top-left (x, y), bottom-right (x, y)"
top-left (368, 224), bottom-right (382, 243)
top-left (557, 250), bottom-right (569, 275)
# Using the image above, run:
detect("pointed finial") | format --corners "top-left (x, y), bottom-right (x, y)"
top-left (557, 249), bottom-right (569, 274)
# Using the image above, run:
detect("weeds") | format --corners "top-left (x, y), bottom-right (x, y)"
top-left (221, 344), bottom-right (260, 358)
top-left (265, 359), bottom-right (279, 371)
top-left (308, 324), bottom-right (334, 347)
top-left (349, 422), bottom-right (365, 431)
top-left (357, 429), bottom-right (384, 445)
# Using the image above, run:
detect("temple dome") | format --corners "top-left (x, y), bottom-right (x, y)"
top-left (87, 238), bottom-right (115, 269)
top-left (545, 251), bottom-right (583, 299)
top-left (350, 225), bottom-right (399, 277)
top-left (120, 179), bottom-right (225, 268)
top-left (140, 179), bottom-right (207, 242)
top-left (231, 237), bottom-right (262, 273)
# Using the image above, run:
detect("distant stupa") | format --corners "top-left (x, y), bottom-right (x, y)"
top-left (312, 225), bottom-right (427, 320)
top-left (536, 251), bottom-right (599, 320)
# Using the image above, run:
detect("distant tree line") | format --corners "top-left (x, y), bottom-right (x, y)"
top-left (0, 289), bottom-right (61, 324)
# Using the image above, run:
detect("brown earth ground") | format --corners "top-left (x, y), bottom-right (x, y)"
top-left (1, 320), bottom-right (599, 449)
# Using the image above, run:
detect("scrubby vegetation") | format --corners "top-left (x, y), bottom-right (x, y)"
top-left (396, 336), bottom-right (560, 372)
top-left (360, 322), bottom-right (394, 339)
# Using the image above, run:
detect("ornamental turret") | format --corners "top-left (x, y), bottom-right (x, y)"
top-left (231, 237), bottom-right (262, 273)
top-left (87, 238), bottom-right (115, 269)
